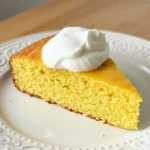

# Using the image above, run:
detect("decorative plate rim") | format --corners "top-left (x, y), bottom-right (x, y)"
top-left (0, 30), bottom-right (150, 150)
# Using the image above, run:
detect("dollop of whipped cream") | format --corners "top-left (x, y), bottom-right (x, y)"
top-left (42, 27), bottom-right (109, 72)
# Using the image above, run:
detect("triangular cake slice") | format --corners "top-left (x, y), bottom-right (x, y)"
top-left (9, 36), bottom-right (142, 129)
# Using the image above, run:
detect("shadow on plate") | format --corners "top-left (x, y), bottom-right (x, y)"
top-left (138, 97), bottom-right (150, 130)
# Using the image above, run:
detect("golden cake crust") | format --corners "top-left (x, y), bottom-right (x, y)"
top-left (11, 36), bottom-right (52, 61)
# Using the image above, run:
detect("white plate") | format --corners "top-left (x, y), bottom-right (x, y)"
top-left (0, 31), bottom-right (150, 150)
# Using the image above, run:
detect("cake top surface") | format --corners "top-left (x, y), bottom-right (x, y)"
top-left (11, 36), bottom-right (141, 97)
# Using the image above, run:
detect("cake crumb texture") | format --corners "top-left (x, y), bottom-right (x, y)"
top-left (9, 36), bottom-right (142, 130)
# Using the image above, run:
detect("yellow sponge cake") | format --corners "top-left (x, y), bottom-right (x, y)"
top-left (9, 36), bottom-right (142, 130)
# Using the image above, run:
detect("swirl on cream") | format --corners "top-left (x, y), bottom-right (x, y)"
top-left (42, 27), bottom-right (109, 72)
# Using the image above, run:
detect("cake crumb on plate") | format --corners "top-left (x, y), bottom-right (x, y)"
top-left (100, 133), bottom-right (105, 137)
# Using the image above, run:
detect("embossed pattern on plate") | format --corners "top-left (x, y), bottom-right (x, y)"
top-left (0, 31), bottom-right (150, 150)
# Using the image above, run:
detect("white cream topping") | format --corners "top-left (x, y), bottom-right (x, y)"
top-left (42, 27), bottom-right (109, 72)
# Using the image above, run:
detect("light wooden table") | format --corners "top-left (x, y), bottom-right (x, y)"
top-left (0, 0), bottom-right (150, 43)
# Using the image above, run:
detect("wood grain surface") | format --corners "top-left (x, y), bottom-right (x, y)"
top-left (0, 0), bottom-right (150, 43)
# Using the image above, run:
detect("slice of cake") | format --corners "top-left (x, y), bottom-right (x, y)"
top-left (9, 27), bottom-right (142, 130)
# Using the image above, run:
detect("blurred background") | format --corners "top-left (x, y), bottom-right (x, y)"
top-left (0, 0), bottom-right (51, 20)
top-left (0, 0), bottom-right (149, 43)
